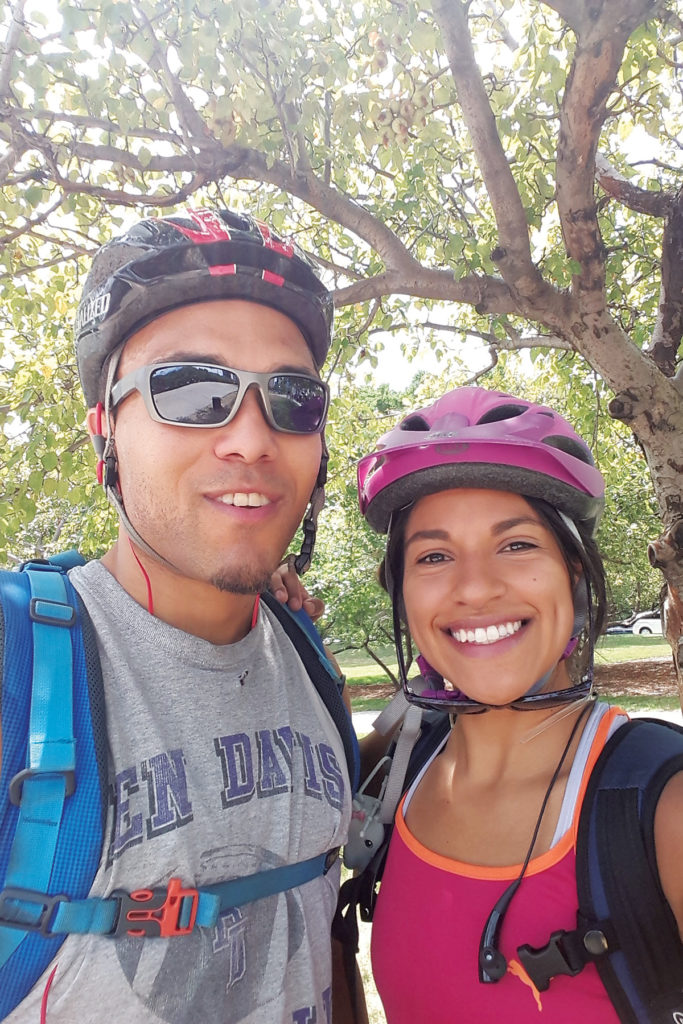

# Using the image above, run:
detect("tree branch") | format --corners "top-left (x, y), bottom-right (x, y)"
top-left (430, 0), bottom-right (551, 308)
top-left (422, 320), bottom-right (573, 351)
top-left (0, 194), bottom-right (63, 245)
top-left (0, 0), bottom-right (25, 101)
top-left (596, 153), bottom-right (674, 217)
top-left (554, 0), bottom-right (663, 311)
top-left (333, 268), bottom-right (517, 314)
top-left (648, 185), bottom-right (683, 376)
top-left (7, 106), bottom-right (185, 144)
top-left (217, 146), bottom-right (429, 277)
top-left (130, 3), bottom-right (215, 150)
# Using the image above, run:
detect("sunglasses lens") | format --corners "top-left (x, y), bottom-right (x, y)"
top-left (146, 365), bottom-right (327, 433)
top-left (150, 364), bottom-right (239, 425)
top-left (268, 375), bottom-right (327, 432)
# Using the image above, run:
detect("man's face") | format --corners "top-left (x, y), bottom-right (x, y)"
top-left (107, 299), bottom-right (323, 594)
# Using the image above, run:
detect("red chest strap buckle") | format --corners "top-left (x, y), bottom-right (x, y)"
top-left (113, 878), bottom-right (199, 938)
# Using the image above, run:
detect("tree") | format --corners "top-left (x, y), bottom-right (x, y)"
top-left (0, 0), bottom-right (682, 693)
top-left (309, 382), bottom-right (407, 683)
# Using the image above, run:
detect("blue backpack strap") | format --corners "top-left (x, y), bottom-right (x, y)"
top-left (260, 592), bottom-right (360, 793)
top-left (518, 718), bottom-right (683, 1022)
top-left (0, 559), bottom-right (105, 1019)
top-left (15, 847), bottom-right (340, 940)
top-left (0, 570), bottom-right (348, 982)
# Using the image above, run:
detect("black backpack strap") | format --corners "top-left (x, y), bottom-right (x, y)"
top-left (577, 718), bottom-right (683, 1022)
top-left (519, 717), bottom-right (683, 1022)
top-left (260, 592), bottom-right (359, 792)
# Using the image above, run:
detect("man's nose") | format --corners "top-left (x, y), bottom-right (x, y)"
top-left (212, 386), bottom-right (277, 461)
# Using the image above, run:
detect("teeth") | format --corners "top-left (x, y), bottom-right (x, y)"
top-left (216, 492), bottom-right (271, 508)
top-left (451, 620), bottom-right (522, 645)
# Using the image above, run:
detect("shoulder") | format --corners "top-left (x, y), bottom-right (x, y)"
top-left (654, 767), bottom-right (683, 939)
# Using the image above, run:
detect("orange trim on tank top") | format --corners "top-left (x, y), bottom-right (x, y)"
top-left (395, 704), bottom-right (627, 882)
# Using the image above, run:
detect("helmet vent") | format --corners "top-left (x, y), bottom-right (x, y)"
top-left (544, 434), bottom-right (595, 466)
top-left (400, 414), bottom-right (430, 431)
top-left (476, 403), bottom-right (528, 424)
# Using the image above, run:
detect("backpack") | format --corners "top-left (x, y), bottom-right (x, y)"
top-left (334, 704), bottom-right (683, 1024)
top-left (0, 554), bottom-right (359, 1021)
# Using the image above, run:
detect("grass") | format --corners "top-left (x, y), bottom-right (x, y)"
top-left (594, 633), bottom-right (669, 663)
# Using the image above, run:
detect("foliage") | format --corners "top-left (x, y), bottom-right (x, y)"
top-left (308, 382), bottom-right (406, 677)
top-left (1, 0), bottom-right (682, 685)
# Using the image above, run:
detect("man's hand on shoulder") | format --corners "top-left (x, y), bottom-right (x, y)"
top-left (270, 558), bottom-right (325, 621)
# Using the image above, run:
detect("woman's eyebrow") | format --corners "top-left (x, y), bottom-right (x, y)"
top-left (491, 515), bottom-right (543, 536)
top-left (405, 517), bottom-right (543, 549)
top-left (405, 528), bottom-right (451, 549)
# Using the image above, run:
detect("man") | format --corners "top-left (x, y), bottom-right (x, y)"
top-left (2, 207), bottom-right (354, 1023)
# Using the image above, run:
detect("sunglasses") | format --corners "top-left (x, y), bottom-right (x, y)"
top-left (110, 362), bottom-right (330, 435)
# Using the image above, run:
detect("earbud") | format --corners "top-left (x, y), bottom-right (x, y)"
top-left (479, 945), bottom-right (507, 982)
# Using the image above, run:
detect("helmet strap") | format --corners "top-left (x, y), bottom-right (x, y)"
top-left (99, 343), bottom-right (183, 576)
top-left (292, 441), bottom-right (328, 575)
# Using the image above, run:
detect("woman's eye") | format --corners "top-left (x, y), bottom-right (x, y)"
top-left (504, 540), bottom-right (537, 552)
top-left (417, 551), bottom-right (446, 564)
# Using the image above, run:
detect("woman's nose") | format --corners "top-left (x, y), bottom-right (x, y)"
top-left (452, 553), bottom-right (506, 607)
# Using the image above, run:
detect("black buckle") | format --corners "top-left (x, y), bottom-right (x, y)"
top-left (29, 597), bottom-right (76, 628)
top-left (518, 931), bottom-right (581, 991)
top-left (518, 916), bottom-right (616, 992)
top-left (0, 887), bottom-right (69, 936)
top-left (9, 767), bottom-right (76, 805)
top-left (113, 878), bottom-right (199, 938)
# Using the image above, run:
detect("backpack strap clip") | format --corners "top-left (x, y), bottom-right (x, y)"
top-left (113, 878), bottom-right (199, 938)
top-left (9, 766), bottom-right (76, 805)
top-left (517, 918), bottom-right (616, 992)
top-left (28, 596), bottom-right (77, 628)
top-left (0, 887), bottom-right (70, 936)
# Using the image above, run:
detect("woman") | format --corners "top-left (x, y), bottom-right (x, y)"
top-left (356, 386), bottom-right (683, 1022)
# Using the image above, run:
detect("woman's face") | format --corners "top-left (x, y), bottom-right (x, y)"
top-left (402, 488), bottom-right (576, 707)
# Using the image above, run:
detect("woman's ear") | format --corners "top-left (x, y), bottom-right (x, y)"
top-left (569, 558), bottom-right (584, 586)
top-left (571, 571), bottom-right (590, 636)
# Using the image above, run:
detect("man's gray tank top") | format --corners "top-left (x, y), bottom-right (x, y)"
top-left (7, 560), bottom-right (351, 1024)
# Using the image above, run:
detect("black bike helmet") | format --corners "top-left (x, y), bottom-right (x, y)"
top-left (75, 207), bottom-right (334, 406)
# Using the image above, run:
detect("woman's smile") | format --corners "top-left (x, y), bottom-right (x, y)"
top-left (402, 488), bottom-right (576, 702)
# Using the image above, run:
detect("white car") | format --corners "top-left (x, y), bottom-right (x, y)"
top-left (631, 610), bottom-right (663, 636)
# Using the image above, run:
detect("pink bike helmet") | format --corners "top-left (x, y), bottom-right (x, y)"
top-left (358, 387), bottom-right (604, 536)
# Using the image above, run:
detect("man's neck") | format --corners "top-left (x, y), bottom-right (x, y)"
top-left (100, 541), bottom-right (256, 645)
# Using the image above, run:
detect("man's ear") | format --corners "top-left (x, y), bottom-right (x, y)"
top-left (86, 404), bottom-right (106, 441)
top-left (86, 403), bottom-right (112, 486)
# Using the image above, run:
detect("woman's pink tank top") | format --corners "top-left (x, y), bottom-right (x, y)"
top-left (371, 707), bottom-right (624, 1023)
